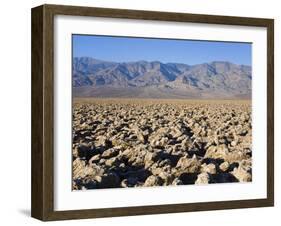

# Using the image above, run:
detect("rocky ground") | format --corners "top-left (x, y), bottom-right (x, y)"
top-left (72, 98), bottom-right (252, 190)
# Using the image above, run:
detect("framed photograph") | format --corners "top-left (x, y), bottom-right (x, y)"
top-left (31, 4), bottom-right (274, 221)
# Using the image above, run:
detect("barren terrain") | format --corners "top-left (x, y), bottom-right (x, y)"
top-left (72, 98), bottom-right (252, 190)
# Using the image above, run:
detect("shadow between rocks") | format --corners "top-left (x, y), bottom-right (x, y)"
top-left (210, 173), bottom-right (239, 183)
top-left (179, 173), bottom-right (199, 185)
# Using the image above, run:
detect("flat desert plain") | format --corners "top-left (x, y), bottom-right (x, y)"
top-left (72, 98), bottom-right (252, 190)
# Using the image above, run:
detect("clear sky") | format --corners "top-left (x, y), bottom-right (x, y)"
top-left (72, 34), bottom-right (252, 66)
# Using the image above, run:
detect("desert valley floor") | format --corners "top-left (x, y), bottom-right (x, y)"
top-left (72, 98), bottom-right (252, 190)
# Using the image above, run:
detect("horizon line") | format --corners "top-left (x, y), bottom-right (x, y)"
top-left (73, 56), bottom-right (252, 67)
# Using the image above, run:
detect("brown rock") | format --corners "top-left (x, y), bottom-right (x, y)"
top-left (101, 148), bottom-right (119, 158)
top-left (144, 175), bottom-right (163, 186)
top-left (231, 160), bottom-right (252, 182)
top-left (195, 172), bottom-right (210, 185)
top-left (201, 163), bottom-right (216, 174)
top-left (73, 158), bottom-right (103, 179)
top-left (176, 155), bottom-right (201, 173)
top-left (88, 154), bottom-right (101, 165)
top-left (205, 144), bottom-right (229, 159)
top-left (172, 178), bottom-right (183, 185)
top-left (219, 161), bottom-right (230, 172)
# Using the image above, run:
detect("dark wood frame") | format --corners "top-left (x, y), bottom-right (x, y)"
top-left (31, 4), bottom-right (274, 221)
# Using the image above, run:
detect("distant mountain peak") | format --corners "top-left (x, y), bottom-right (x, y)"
top-left (73, 57), bottom-right (252, 99)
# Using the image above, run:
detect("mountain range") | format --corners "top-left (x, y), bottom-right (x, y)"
top-left (73, 57), bottom-right (252, 99)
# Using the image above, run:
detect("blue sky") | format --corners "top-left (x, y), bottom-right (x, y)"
top-left (72, 34), bottom-right (252, 65)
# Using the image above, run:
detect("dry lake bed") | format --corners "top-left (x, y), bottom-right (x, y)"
top-left (72, 98), bottom-right (252, 190)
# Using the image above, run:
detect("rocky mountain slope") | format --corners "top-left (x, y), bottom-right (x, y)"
top-left (73, 57), bottom-right (252, 99)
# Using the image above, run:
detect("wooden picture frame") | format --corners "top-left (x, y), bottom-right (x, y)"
top-left (31, 4), bottom-right (274, 221)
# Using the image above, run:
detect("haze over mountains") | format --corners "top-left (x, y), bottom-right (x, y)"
top-left (73, 57), bottom-right (252, 99)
